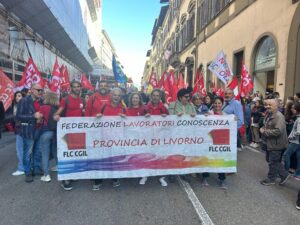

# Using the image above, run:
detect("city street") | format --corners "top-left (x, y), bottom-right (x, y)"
top-left (0, 132), bottom-right (299, 225)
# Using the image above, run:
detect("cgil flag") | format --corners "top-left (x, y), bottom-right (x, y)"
top-left (157, 70), bottom-right (168, 89)
top-left (81, 73), bottom-right (94, 91)
top-left (60, 65), bottom-right (70, 92)
top-left (193, 68), bottom-right (206, 96)
top-left (240, 61), bottom-right (253, 97)
top-left (0, 70), bottom-right (15, 111)
top-left (15, 57), bottom-right (44, 91)
top-left (148, 72), bottom-right (158, 88)
top-left (49, 57), bottom-right (61, 94)
top-left (112, 55), bottom-right (126, 83)
top-left (164, 70), bottom-right (178, 104)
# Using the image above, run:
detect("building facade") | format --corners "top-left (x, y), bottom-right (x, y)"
top-left (0, 0), bottom-right (93, 82)
top-left (144, 0), bottom-right (300, 99)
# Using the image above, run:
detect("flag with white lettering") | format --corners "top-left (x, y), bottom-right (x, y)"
top-left (15, 58), bottom-right (44, 91)
top-left (0, 70), bottom-right (15, 111)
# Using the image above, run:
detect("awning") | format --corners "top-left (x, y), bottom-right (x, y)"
top-left (0, 0), bottom-right (92, 72)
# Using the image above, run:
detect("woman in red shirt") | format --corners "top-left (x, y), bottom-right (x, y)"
top-left (126, 92), bottom-right (147, 116)
top-left (201, 96), bottom-right (228, 189)
top-left (38, 91), bottom-right (59, 183)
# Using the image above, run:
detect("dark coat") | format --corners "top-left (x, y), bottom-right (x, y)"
top-left (16, 95), bottom-right (37, 139)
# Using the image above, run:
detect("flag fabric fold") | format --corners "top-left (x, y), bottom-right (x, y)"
top-left (112, 55), bottom-right (126, 83)
top-left (193, 68), bottom-right (206, 96)
top-left (227, 76), bottom-right (240, 99)
top-left (157, 71), bottom-right (168, 89)
top-left (60, 65), bottom-right (70, 92)
top-left (177, 72), bottom-right (185, 90)
top-left (49, 57), bottom-right (61, 94)
top-left (148, 72), bottom-right (158, 88)
top-left (0, 70), bottom-right (15, 111)
top-left (15, 57), bottom-right (44, 91)
top-left (240, 61), bottom-right (253, 97)
top-left (208, 50), bottom-right (233, 85)
top-left (164, 70), bottom-right (178, 104)
top-left (81, 73), bottom-right (94, 91)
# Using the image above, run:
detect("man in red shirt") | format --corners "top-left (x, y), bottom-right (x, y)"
top-left (146, 89), bottom-right (169, 116)
top-left (85, 80), bottom-right (110, 116)
top-left (92, 88), bottom-right (126, 190)
top-left (54, 81), bottom-right (83, 191)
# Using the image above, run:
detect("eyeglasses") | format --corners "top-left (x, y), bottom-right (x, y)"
top-left (183, 95), bottom-right (190, 99)
top-left (34, 89), bottom-right (44, 92)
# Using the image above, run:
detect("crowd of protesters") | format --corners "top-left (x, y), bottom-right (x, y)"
top-left (2, 79), bottom-right (300, 210)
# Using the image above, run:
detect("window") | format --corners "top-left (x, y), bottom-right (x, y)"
top-left (196, 0), bottom-right (234, 33)
top-left (234, 50), bottom-right (244, 77)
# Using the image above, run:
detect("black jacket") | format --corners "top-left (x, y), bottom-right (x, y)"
top-left (16, 95), bottom-right (37, 139)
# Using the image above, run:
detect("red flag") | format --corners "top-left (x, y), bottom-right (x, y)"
top-left (81, 73), bottom-right (94, 91)
top-left (210, 80), bottom-right (216, 93)
top-left (60, 65), bottom-right (70, 92)
top-left (216, 86), bottom-right (224, 98)
top-left (227, 76), bottom-right (240, 100)
top-left (157, 71), bottom-right (168, 89)
top-left (164, 70), bottom-right (178, 104)
top-left (0, 70), bottom-right (15, 111)
top-left (193, 69), bottom-right (206, 96)
top-left (240, 61), bottom-right (253, 97)
top-left (15, 58), bottom-right (44, 91)
top-left (177, 72), bottom-right (185, 90)
top-left (148, 72), bottom-right (158, 88)
top-left (49, 57), bottom-right (61, 94)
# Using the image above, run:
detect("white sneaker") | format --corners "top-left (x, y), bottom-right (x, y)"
top-left (250, 142), bottom-right (255, 147)
top-left (159, 177), bottom-right (168, 187)
top-left (12, 170), bottom-right (24, 176)
top-left (253, 143), bottom-right (259, 148)
top-left (139, 177), bottom-right (148, 185)
top-left (40, 175), bottom-right (51, 182)
top-left (237, 147), bottom-right (242, 152)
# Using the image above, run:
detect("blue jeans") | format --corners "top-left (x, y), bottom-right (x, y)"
top-left (15, 134), bottom-right (24, 171)
top-left (33, 129), bottom-right (42, 173)
top-left (39, 131), bottom-right (55, 176)
top-left (51, 133), bottom-right (57, 164)
top-left (283, 143), bottom-right (300, 175)
top-left (22, 138), bottom-right (35, 175)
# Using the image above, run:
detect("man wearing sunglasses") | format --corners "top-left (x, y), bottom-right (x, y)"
top-left (16, 84), bottom-right (44, 183)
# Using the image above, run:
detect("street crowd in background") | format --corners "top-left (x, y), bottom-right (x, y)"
top-left (0, 80), bottom-right (300, 210)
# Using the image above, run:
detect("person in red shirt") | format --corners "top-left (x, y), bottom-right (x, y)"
top-left (38, 91), bottom-right (59, 183)
top-left (126, 92), bottom-right (147, 116)
top-left (92, 88), bottom-right (126, 190)
top-left (140, 89), bottom-right (169, 187)
top-left (54, 81), bottom-right (84, 119)
top-left (53, 80), bottom-right (83, 191)
top-left (146, 89), bottom-right (169, 116)
top-left (85, 80), bottom-right (110, 116)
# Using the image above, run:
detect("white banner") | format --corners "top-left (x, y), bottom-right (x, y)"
top-left (57, 115), bottom-right (237, 180)
top-left (208, 51), bottom-right (233, 85)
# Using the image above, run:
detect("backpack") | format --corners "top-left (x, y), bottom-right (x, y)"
top-left (61, 96), bottom-right (69, 117)
top-left (48, 106), bottom-right (59, 131)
